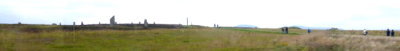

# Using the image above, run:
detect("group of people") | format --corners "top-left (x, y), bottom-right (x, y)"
top-left (280, 27), bottom-right (395, 37)
top-left (281, 27), bottom-right (289, 34)
top-left (386, 29), bottom-right (395, 37)
top-left (360, 29), bottom-right (395, 37)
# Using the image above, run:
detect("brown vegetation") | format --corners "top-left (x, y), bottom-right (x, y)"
top-left (285, 31), bottom-right (400, 51)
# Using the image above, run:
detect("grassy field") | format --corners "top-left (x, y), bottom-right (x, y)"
top-left (1, 24), bottom-right (400, 51)
top-left (0, 25), bottom-right (306, 51)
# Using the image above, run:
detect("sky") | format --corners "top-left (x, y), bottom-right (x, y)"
top-left (1, 0), bottom-right (400, 30)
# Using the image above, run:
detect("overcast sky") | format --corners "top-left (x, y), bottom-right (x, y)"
top-left (1, 0), bottom-right (400, 30)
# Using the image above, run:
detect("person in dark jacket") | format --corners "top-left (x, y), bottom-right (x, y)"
top-left (391, 30), bottom-right (395, 37)
top-left (387, 29), bottom-right (391, 36)
top-left (307, 29), bottom-right (311, 34)
top-left (281, 28), bottom-right (285, 33)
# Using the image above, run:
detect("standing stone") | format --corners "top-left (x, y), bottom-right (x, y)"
top-left (81, 21), bottom-right (84, 25)
top-left (153, 22), bottom-right (156, 24)
top-left (59, 22), bottom-right (61, 25)
top-left (73, 22), bottom-right (76, 26)
top-left (214, 24), bottom-right (217, 28)
top-left (186, 17), bottom-right (189, 26)
top-left (73, 22), bottom-right (76, 30)
top-left (216, 24), bottom-right (219, 28)
top-left (139, 22), bottom-right (141, 24)
top-left (99, 22), bottom-right (101, 24)
top-left (144, 19), bottom-right (149, 29)
top-left (110, 16), bottom-right (117, 25)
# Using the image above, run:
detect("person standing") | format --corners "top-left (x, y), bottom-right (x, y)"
top-left (307, 28), bottom-right (311, 34)
top-left (281, 27), bottom-right (285, 33)
top-left (387, 29), bottom-right (391, 36)
top-left (391, 30), bottom-right (395, 37)
top-left (363, 29), bottom-right (368, 36)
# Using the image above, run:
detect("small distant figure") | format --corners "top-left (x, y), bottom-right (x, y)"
top-left (387, 29), bottom-right (391, 36)
top-left (391, 30), bottom-right (395, 37)
top-left (281, 28), bottom-right (285, 33)
top-left (362, 29), bottom-right (368, 36)
top-left (307, 29), bottom-right (311, 34)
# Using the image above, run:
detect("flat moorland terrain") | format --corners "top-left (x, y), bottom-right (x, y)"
top-left (1, 24), bottom-right (400, 51)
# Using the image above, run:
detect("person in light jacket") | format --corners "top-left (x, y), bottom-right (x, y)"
top-left (363, 29), bottom-right (368, 36)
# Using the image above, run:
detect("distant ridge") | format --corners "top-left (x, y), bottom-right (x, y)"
top-left (234, 24), bottom-right (258, 28)
top-left (291, 25), bottom-right (331, 30)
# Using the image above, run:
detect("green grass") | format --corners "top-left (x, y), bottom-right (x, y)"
top-left (0, 25), bottom-right (308, 51)
top-left (222, 27), bottom-right (302, 35)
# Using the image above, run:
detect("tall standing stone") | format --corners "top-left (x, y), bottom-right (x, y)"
top-left (73, 22), bottom-right (76, 26)
top-left (81, 21), bottom-right (84, 25)
top-left (59, 22), bottom-right (61, 26)
top-left (216, 24), bottom-right (219, 28)
top-left (110, 16), bottom-right (117, 26)
top-left (186, 17), bottom-right (189, 26)
top-left (144, 19), bottom-right (148, 29)
top-left (73, 22), bottom-right (76, 30)
top-left (213, 24), bottom-right (216, 28)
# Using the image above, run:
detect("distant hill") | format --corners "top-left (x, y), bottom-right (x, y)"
top-left (291, 25), bottom-right (331, 30)
top-left (234, 24), bottom-right (258, 28)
